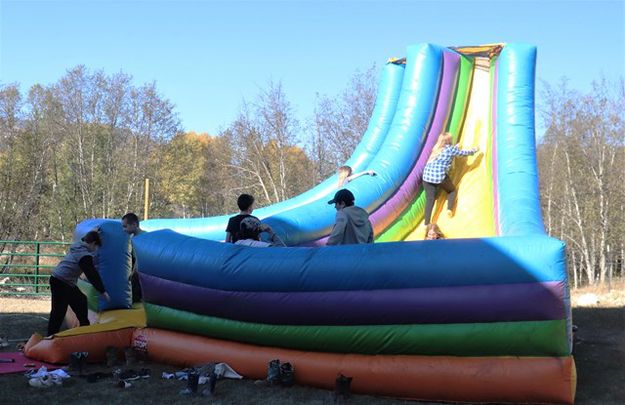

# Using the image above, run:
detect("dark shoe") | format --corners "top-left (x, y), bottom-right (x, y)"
top-left (124, 347), bottom-right (138, 366)
top-left (137, 368), bottom-right (151, 379)
top-left (118, 369), bottom-right (140, 381)
top-left (201, 372), bottom-right (217, 397)
top-left (280, 362), bottom-right (295, 387)
top-left (85, 372), bottom-right (112, 383)
top-left (267, 359), bottom-right (281, 385)
top-left (196, 362), bottom-right (216, 377)
top-left (333, 373), bottom-right (352, 403)
top-left (179, 371), bottom-right (199, 395)
top-left (67, 352), bottom-right (88, 375)
top-left (117, 380), bottom-right (132, 389)
top-left (105, 346), bottom-right (118, 367)
top-left (67, 352), bottom-right (81, 372)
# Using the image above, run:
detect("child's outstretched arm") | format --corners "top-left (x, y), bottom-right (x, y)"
top-left (346, 170), bottom-right (377, 182)
top-left (451, 144), bottom-right (479, 156)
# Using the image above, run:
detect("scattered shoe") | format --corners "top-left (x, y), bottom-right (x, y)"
top-left (200, 372), bottom-right (217, 397)
top-left (118, 369), bottom-right (141, 381)
top-left (66, 351), bottom-right (89, 375)
top-left (105, 346), bottom-right (119, 367)
top-left (333, 373), bottom-right (352, 403)
top-left (117, 380), bottom-right (132, 389)
top-left (29, 374), bottom-right (63, 388)
top-left (179, 371), bottom-right (199, 395)
top-left (85, 372), bottom-right (112, 383)
top-left (137, 368), bottom-right (151, 379)
top-left (280, 362), bottom-right (295, 387)
top-left (214, 362), bottom-right (243, 379)
top-left (124, 347), bottom-right (138, 366)
top-left (267, 359), bottom-right (281, 385)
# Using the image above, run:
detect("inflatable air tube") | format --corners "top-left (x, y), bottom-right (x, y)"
top-left (75, 219), bottom-right (132, 310)
top-left (133, 328), bottom-right (576, 404)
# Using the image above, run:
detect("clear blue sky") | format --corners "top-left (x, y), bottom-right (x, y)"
top-left (1, 0), bottom-right (623, 136)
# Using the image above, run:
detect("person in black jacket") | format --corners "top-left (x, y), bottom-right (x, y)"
top-left (47, 230), bottom-right (109, 336)
top-left (122, 212), bottom-right (145, 302)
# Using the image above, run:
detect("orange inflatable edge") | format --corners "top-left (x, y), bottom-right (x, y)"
top-left (133, 327), bottom-right (576, 404)
top-left (24, 328), bottom-right (134, 364)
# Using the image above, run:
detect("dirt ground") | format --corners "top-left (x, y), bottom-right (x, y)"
top-left (1, 283), bottom-right (623, 405)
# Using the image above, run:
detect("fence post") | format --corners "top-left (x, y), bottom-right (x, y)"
top-left (35, 242), bottom-right (40, 294)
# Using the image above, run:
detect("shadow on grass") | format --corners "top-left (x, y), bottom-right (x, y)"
top-left (2, 307), bottom-right (623, 405)
top-left (0, 312), bottom-right (48, 344)
top-left (573, 306), bottom-right (625, 405)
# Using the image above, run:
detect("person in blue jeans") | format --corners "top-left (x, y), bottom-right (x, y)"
top-left (422, 133), bottom-right (479, 225)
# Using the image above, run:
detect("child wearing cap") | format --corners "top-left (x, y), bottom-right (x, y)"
top-left (326, 189), bottom-right (374, 246)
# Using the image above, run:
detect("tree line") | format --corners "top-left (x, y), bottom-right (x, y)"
top-left (1, 65), bottom-right (622, 286)
top-left (537, 77), bottom-right (624, 286)
top-left (0, 65), bottom-right (376, 242)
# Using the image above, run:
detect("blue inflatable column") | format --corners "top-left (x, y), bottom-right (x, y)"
top-left (75, 219), bottom-right (132, 310)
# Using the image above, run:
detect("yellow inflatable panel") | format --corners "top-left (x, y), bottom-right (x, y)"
top-left (55, 303), bottom-right (146, 338)
top-left (407, 57), bottom-right (496, 241)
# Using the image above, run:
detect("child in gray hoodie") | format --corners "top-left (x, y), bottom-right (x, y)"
top-left (326, 189), bottom-right (374, 246)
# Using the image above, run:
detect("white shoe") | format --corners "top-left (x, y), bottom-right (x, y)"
top-left (29, 374), bottom-right (63, 388)
top-left (29, 376), bottom-right (53, 388)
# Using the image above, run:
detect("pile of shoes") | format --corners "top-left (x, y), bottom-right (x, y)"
top-left (25, 367), bottom-right (71, 388)
top-left (105, 346), bottom-right (140, 368)
top-left (263, 359), bottom-right (295, 387)
top-left (112, 367), bottom-right (151, 388)
top-left (66, 351), bottom-right (89, 375)
top-left (177, 364), bottom-right (219, 397)
top-left (169, 362), bottom-right (243, 397)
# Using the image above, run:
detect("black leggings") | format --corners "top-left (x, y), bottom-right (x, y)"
top-left (47, 276), bottom-right (90, 336)
top-left (423, 176), bottom-right (456, 225)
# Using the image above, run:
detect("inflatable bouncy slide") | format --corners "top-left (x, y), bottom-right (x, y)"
top-left (25, 43), bottom-right (576, 404)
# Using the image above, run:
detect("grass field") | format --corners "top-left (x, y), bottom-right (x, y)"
top-left (1, 283), bottom-right (624, 405)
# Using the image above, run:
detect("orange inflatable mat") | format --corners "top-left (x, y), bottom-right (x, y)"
top-left (24, 328), bottom-right (134, 364)
top-left (134, 328), bottom-right (576, 404)
top-left (24, 304), bottom-right (145, 364)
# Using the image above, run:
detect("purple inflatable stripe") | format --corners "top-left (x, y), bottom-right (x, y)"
top-left (302, 51), bottom-right (460, 247)
top-left (140, 273), bottom-right (565, 326)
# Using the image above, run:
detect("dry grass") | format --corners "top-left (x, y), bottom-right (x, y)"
top-left (1, 297), bottom-right (50, 313)
top-left (570, 280), bottom-right (625, 308)
top-left (1, 283), bottom-right (624, 404)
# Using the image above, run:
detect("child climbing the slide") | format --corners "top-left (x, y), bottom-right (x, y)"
top-left (422, 132), bottom-right (479, 225)
top-left (424, 223), bottom-right (445, 240)
top-left (337, 165), bottom-right (376, 188)
top-left (225, 194), bottom-right (259, 243)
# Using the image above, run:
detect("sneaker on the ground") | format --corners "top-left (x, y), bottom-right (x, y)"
top-left (201, 372), bottom-right (217, 397)
top-left (29, 375), bottom-right (62, 388)
top-left (105, 346), bottom-right (118, 367)
top-left (124, 347), bottom-right (138, 366)
top-left (117, 380), bottom-right (132, 388)
top-left (179, 372), bottom-right (199, 395)
top-left (267, 359), bottom-right (281, 385)
top-left (119, 369), bottom-right (141, 381)
top-left (280, 362), bottom-right (295, 387)
top-left (137, 368), bottom-right (151, 379)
